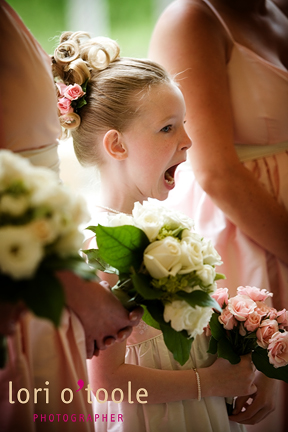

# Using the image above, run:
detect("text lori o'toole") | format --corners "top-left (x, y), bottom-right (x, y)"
top-left (9, 381), bottom-right (148, 404)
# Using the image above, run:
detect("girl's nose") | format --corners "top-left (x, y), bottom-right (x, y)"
top-left (179, 130), bottom-right (192, 151)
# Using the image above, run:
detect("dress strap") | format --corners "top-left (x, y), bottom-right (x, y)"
top-left (200, 0), bottom-right (235, 42)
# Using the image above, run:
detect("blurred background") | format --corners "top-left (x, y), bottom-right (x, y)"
top-left (7, 0), bottom-right (173, 221)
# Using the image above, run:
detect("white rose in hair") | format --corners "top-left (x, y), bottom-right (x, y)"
top-left (164, 300), bottom-right (213, 338)
top-left (201, 239), bottom-right (222, 266)
top-left (143, 237), bottom-right (182, 279)
top-left (0, 226), bottom-right (44, 279)
top-left (196, 264), bottom-right (216, 286)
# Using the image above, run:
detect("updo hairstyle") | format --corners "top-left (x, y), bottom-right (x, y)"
top-left (52, 31), bottom-right (172, 167)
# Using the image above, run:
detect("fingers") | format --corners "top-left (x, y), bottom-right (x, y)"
top-left (128, 307), bottom-right (143, 324)
top-left (116, 326), bottom-right (133, 342)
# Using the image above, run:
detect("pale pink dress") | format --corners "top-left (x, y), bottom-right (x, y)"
top-left (164, 0), bottom-right (288, 431)
top-left (0, 2), bottom-right (93, 430)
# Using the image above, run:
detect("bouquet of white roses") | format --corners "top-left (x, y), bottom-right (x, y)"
top-left (208, 286), bottom-right (288, 412)
top-left (0, 151), bottom-right (97, 365)
top-left (84, 200), bottom-right (223, 365)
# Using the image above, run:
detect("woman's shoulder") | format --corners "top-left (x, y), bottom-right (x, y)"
top-left (149, 0), bottom-right (231, 64)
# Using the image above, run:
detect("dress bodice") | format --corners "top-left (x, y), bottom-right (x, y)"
top-left (202, 0), bottom-right (288, 145)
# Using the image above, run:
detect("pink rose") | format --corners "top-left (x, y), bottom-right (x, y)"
top-left (237, 286), bottom-right (273, 302)
top-left (244, 311), bottom-right (262, 332)
top-left (228, 295), bottom-right (256, 321)
top-left (268, 331), bottom-right (288, 368)
top-left (268, 308), bottom-right (278, 320)
top-left (255, 301), bottom-right (272, 319)
top-left (256, 319), bottom-right (279, 348)
top-left (219, 307), bottom-right (237, 330)
top-left (277, 309), bottom-right (288, 329)
top-left (56, 82), bottom-right (68, 96)
top-left (212, 287), bottom-right (229, 308)
top-left (57, 97), bottom-right (73, 115)
top-left (64, 84), bottom-right (85, 101)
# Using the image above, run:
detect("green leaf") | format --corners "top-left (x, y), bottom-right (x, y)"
top-left (131, 273), bottom-right (163, 300)
top-left (207, 335), bottom-right (218, 355)
top-left (22, 270), bottom-right (65, 327)
top-left (176, 290), bottom-right (221, 312)
top-left (161, 323), bottom-right (193, 366)
top-left (144, 300), bottom-right (193, 365)
top-left (91, 225), bottom-right (149, 273)
top-left (217, 337), bottom-right (241, 364)
top-left (252, 347), bottom-right (288, 383)
top-left (141, 305), bottom-right (161, 330)
top-left (214, 273), bottom-right (226, 281)
top-left (208, 312), bottom-right (226, 341)
top-left (82, 248), bottom-right (119, 275)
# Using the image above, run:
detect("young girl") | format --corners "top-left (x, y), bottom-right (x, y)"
top-left (52, 31), bottom-right (257, 432)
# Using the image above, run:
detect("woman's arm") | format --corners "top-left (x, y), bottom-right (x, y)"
top-left (148, 1), bottom-right (288, 265)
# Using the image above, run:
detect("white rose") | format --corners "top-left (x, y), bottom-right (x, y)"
top-left (196, 264), bottom-right (216, 286)
top-left (201, 239), bottom-right (222, 266)
top-left (0, 150), bottom-right (32, 187)
top-left (143, 237), bottom-right (182, 279)
top-left (178, 234), bottom-right (203, 273)
top-left (104, 212), bottom-right (135, 228)
top-left (164, 300), bottom-right (213, 338)
top-left (28, 219), bottom-right (59, 245)
top-left (0, 226), bottom-right (44, 279)
top-left (133, 201), bottom-right (164, 241)
top-left (0, 194), bottom-right (29, 216)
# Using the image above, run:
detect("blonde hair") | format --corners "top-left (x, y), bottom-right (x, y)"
top-left (52, 31), bottom-right (172, 167)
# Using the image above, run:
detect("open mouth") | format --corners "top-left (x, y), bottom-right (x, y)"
top-left (164, 164), bottom-right (179, 185)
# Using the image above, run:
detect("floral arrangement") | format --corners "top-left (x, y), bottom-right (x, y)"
top-left (208, 286), bottom-right (288, 380)
top-left (0, 150), bottom-right (97, 336)
top-left (56, 81), bottom-right (87, 115)
top-left (84, 200), bottom-right (223, 365)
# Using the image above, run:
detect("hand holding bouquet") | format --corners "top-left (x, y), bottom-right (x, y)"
top-left (84, 200), bottom-right (223, 365)
top-left (208, 285), bottom-right (288, 412)
top-left (0, 151), bottom-right (97, 364)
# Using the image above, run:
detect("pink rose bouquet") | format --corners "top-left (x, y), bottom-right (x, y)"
top-left (208, 286), bottom-right (288, 382)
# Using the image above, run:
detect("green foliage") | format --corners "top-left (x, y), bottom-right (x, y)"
top-left (87, 224), bottom-right (149, 273)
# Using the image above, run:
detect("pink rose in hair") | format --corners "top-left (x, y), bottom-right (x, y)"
top-left (56, 82), bottom-right (68, 96)
top-left (228, 295), bottom-right (256, 321)
top-left (268, 331), bottom-right (288, 368)
top-left (244, 311), bottom-right (262, 332)
top-left (219, 307), bottom-right (237, 330)
top-left (64, 84), bottom-right (85, 101)
top-left (58, 97), bottom-right (73, 115)
top-left (212, 287), bottom-right (229, 308)
top-left (277, 309), bottom-right (288, 329)
top-left (237, 286), bottom-right (273, 302)
top-left (256, 319), bottom-right (279, 348)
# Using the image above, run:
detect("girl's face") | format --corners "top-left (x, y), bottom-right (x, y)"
top-left (120, 82), bottom-right (191, 203)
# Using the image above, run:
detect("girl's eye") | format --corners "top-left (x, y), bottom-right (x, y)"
top-left (160, 125), bottom-right (172, 133)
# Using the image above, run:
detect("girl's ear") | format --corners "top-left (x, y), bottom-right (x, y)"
top-left (103, 130), bottom-right (128, 160)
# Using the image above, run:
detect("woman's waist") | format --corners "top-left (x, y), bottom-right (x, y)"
top-left (235, 140), bottom-right (288, 162)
